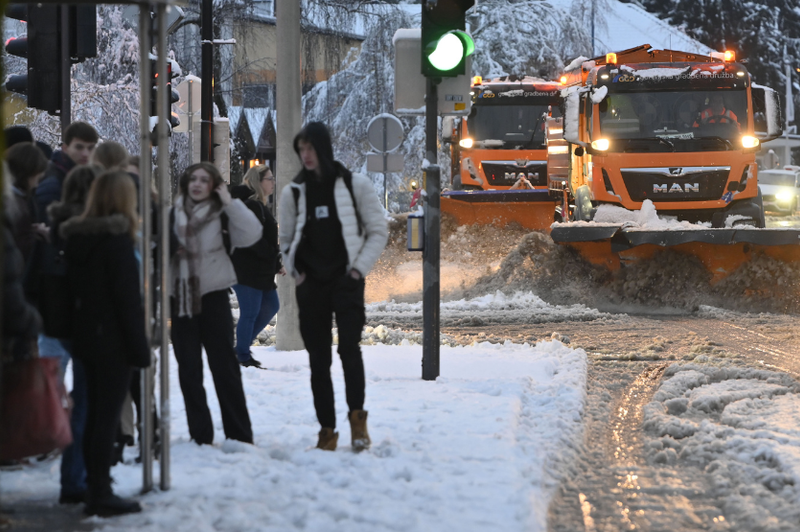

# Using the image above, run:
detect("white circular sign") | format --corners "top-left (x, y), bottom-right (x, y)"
top-left (367, 113), bottom-right (404, 153)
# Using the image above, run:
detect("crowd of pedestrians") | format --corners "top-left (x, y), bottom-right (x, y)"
top-left (1, 120), bottom-right (388, 519)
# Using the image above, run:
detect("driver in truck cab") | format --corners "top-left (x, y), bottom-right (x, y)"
top-left (694, 94), bottom-right (740, 129)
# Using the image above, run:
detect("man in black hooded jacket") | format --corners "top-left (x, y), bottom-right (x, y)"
top-left (279, 122), bottom-right (388, 452)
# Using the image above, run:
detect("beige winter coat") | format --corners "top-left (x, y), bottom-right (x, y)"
top-left (169, 198), bottom-right (262, 299)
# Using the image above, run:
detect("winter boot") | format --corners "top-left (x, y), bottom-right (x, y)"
top-left (84, 493), bottom-right (142, 517)
top-left (348, 410), bottom-right (371, 451)
top-left (316, 428), bottom-right (338, 451)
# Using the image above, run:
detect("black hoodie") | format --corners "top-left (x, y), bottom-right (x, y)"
top-left (229, 184), bottom-right (281, 290)
top-left (292, 123), bottom-right (349, 281)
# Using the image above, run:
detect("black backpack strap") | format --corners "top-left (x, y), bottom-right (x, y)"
top-left (220, 211), bottom-right (231, 255)
top-left (343, 173), bottom-right (363, 236)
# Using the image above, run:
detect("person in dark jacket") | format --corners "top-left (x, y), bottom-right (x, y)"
top-left (35, 121), bottom-right (99, 226)
top-left (279, 122), bottom-right (388, 452)
top-left (46, 164), bottom-right (100, 505)
top-left (230, 164), bottom-right (284, 367)
top-left (60, 170), bottom-right (150, 517)
top-left (5, 142), bottom-right (49, 264)
top-left (2, 170), bottom-right (42, 363)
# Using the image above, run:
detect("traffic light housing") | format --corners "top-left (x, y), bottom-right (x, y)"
top-left (4, 4), bottom-right (62, 114)
top-left (150, 59), bottom-right (181, 145)
top-left (421, 0), bottom-right (475, 78)
top-left (4, 4), bottom-right (96, 114)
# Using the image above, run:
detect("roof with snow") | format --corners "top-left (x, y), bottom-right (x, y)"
top-left (553, 0), bottom-right (713, 56)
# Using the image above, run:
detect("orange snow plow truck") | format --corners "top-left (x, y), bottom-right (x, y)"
top-left (440, 76), bottom-right (561, 230)
top-left (548, 44), bottom-right (800, 281)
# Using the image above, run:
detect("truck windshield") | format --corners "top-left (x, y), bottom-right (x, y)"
top-left (597, 89), bottom-right (748, 151)
top-left (467, 103), bottom-right (556, 149)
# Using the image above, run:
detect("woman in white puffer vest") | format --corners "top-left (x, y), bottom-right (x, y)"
top-left (279, 122), bottom-right (388, 452)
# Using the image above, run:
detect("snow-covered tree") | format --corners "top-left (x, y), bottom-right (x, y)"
top-left (635, 0), bottom-right (800, 131)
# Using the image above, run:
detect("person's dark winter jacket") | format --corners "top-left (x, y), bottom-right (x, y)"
top-left (60, 214), bottom-right (150, 368)
top-left (35, 150), bottom-right (76, 225)
top-left (2, 218), bottom-right (41, 361)
top-left (229, 185), bottom-right (281, 290)
top-left (9, 187), bottom-right (38, 265)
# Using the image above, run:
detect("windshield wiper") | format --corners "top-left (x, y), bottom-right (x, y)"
top-left (698, 136), bottom-right (733, 151)
top-left (622, 137), bottom-right (676, 152)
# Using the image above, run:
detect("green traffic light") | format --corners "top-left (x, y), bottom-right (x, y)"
top-left (427, 30), bottom-right (474, 72)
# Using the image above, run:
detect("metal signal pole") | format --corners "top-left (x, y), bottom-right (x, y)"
top-left (422, 78), bottom-right (440, 381)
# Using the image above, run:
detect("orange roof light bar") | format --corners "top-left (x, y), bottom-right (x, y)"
top-left (723, 50), bottom-right (735, 62)
top-left (560, 75), bottom-right (568, 85)
top-left (605, 53), bottom-right (617, 65)
top-left (473, 75), bottom-right (482, 85)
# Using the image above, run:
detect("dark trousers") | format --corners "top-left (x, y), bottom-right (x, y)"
top-left (171, 290), bottom-right (253, 444)
top-left (296, 274), bottom-right (366, 429)
top-left (82, 356), bottom-right (131, 499)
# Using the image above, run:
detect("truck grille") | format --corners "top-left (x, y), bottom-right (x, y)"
top-left (620, 166), bottom-right (730, 202)
top-left (482, 160), bottom-right (548, 187)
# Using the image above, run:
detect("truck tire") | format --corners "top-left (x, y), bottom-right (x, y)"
top-left (573, 185), bottom-right (594, 222)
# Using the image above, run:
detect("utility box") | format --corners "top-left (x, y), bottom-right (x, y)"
top-left (407, 212), bottom-right (424, 251)
top-left (393, 28), bottom-right (472, 116)
top-left (192, 117), bottom-right (231, 182)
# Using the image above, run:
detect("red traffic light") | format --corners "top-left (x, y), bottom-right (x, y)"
top-left (5, 36), bottom-right (27, 58)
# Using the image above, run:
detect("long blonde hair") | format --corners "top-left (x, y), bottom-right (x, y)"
top-left (242, 164), bottom-right (270, 205)
top-left (81, 170), bottom-right (138, 240)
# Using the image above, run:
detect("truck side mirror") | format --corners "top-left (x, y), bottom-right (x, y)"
top-left (442, 116), bottom-right (455, 142)
top-left (563, 90), bottom-right (581, 144)
top-left (752, 85), bottom-right (783, 141)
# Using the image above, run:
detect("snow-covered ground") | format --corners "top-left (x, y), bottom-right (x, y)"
top-left (0, 339), bottom-right (587, 532)
top-left (643, 363), bottom-right (800, 530)
top-left (4, 290), bottom-right (800, 530)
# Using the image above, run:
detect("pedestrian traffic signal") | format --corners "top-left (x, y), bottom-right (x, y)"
top-left (421, 0), bottom-right (475, 78)
top-left (4, 4), bottom-right (62, 114)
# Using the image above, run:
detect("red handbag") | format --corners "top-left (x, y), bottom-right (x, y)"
top-left (0, 357), bottom-right (73, 460)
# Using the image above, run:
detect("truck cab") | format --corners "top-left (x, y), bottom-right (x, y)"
top-left (552, 45), bottom-right (783, 227)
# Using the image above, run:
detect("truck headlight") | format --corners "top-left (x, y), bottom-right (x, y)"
top-left (741, 136), bottom-right (759, 148)
top-left (459, 138), bottom-right (474, 149)
top-left (591, 138), bottom-right (609, 151)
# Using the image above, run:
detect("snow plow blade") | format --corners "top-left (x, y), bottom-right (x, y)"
top-left (441, 189), bottom-right (557, 231)
top-left (550, 224), bottom-right (800, 283)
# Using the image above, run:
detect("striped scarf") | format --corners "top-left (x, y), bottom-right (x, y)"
top-left (173, 195), bottom-right (220, 317)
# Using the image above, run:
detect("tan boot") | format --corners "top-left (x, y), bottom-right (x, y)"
top-left (348, 410), bottom-right (371, 451)
top-left (316, 428), bottom-right (338, 451)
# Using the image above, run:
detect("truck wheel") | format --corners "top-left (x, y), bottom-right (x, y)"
top-left (573, 185), bottom-right (594, 222)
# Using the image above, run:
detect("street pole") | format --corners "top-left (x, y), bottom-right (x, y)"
top-left (201, 0), bottom-right (214, 162)
top-left (422, 77), bottom-right (440, 381)
top-left (154, 3), bottom-right (171, 491)
top-left (275, 0), bottom-right (304, 350)
top-left (139, 5), bottom-right (153, 494)
top-left (59, 5), bottom-right (70, 130)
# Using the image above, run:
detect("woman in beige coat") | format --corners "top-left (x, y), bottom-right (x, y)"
top-left (169, 162), bottom-right (261, 445)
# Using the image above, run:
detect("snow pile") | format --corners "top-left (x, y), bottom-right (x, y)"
top-left (591, 199), bottom-right (711, 229)
top-left (642, 364), bottom-right (800, 530)
top-left (1, 342), bottom-right (588, 532)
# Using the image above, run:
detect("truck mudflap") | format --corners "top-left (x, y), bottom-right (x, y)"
top-left (550, 224), bottom-right (800, 282)
top-left (440, 189), bottom-right (557, 231)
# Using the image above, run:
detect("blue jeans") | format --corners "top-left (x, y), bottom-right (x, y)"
top-left (232, 285), bottom-right (279, 362)
top-left (38, 335), bottom-right (88, 496)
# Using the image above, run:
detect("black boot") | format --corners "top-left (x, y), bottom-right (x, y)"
top-left (84, 493), bottom-right (142, 517)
